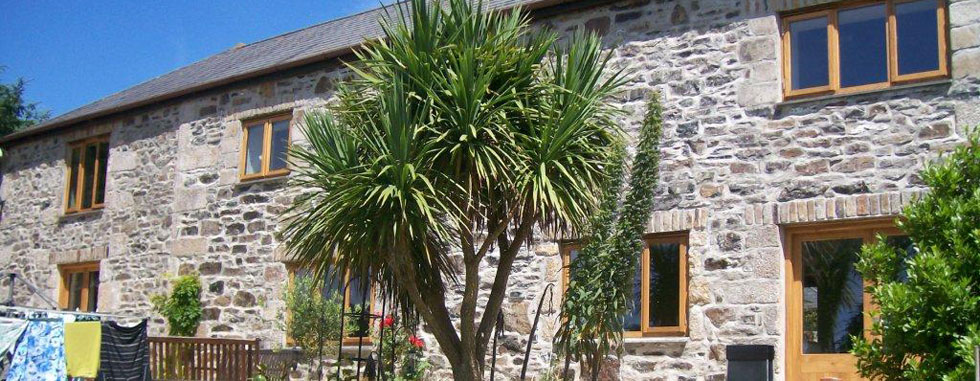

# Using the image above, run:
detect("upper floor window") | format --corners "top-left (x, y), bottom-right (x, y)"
top-left (65, 136), bottom-right (109, 214)
top-left (240, 114), bottom-right (291, 180)
top-left (59, 262), bottom-right (100, 313)
top-left (781, 0), bottom-right (948, 99)
top-left (561, 232), bottom-right (689, 337)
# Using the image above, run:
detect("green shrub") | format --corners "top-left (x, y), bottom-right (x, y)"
top-left (853, 129), bottom-right (980, 380)
top-left (280, 275), bottom-right (343, 380)
top-left (151, 274), bottom-right (203, 337)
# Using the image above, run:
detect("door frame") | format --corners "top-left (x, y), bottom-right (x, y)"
top-left (783, 217), bottom-right (902, 380)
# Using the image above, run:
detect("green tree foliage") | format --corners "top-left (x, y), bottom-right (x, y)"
top-left (555, 94), bottom-right (664, 379)
top-left (151, 274), bottom-right (203, 337)
top-left (853, 129), bottom-right (980, 380)
top-left (0, 68), bottom-right (49, 136)
top-left (280, 275), bottom-right (343, 380)
top-left (278, 0), bottom-right (627, 378)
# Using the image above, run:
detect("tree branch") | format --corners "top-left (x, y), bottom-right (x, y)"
top-left (474, 210), bottom-right (535, 362)
top-left (387, 237), bottom-right (463, 368)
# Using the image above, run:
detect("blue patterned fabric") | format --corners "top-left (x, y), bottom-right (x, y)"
top-left (6, 320), bottom-right (67, 381)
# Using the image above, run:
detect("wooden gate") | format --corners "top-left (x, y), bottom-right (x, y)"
top-left (149, 336), bottom-right (260, 381)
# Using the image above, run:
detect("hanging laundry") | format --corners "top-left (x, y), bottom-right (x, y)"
top-left (46, 311), bottom-right (77, 323)
top-left (0, 318), bottom-right (28, 380)
top-left (65, 321), bottom-right (101, 378)
top-left (97, 320), bottom-right (151, 381)
top-left (0, 318), bottom-right (27, 357)
top-left (6, 320), bottom-right (67, 381)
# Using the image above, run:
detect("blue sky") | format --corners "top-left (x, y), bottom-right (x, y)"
top-left (0, 0), bottom-right (391, 117)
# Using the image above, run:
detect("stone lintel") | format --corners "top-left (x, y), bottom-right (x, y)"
top-left (742, 190), bottom-right (925, 226)
top-left (49, 245), bottom-right (108, 265)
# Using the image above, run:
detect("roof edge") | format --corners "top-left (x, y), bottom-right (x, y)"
top-left (1, 0), bottom-right (609, 145)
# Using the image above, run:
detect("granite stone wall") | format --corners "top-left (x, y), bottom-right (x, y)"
top-left (2, 0), bottom-right (979, 379)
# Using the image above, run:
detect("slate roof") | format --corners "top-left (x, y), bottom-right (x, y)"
top-left (2, 0), bottom-right (561, 143)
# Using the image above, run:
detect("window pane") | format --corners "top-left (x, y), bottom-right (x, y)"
top-left (790, 16), bottom-right (830, 90)
top-left (896, 0), bottom-right (940, 75)
top-left (567, 248), bottom-right (579, 279)
top-left (244, 123), bottom-right (265, 175)
top-left (624, 257), bottom-right (642, 331)
top-left (87, 271), bottom-right (99, 312)
top-left (95, 142), bottom-right (109, 205)
top-left (82, 143), bottom-right (97, 209)
top-left (313, 268), bottom-right (343, 302)
top-left (648, 242), bottom-right (681, 327)
top-left (802, 238), bottom-right (864, 354)
top-left (839, 4), bottom-right (887, 87)
top-left (885, 235), bottom-right (916, 282)
top-left (67, 272), bottom-right (83, 311)
top-left (67, 147), bottom-right (81, 210)
top-left (269, 120), bottom-right (289, 171)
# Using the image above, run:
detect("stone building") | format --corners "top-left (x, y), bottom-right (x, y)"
top-left (1, 0), bottom-right (978, 379)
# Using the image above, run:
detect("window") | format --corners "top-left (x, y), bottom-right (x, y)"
top-left (240, 114), bottom-right (291, 180)
top-left (781, 0), bottom-right (948, 98)
top-left (59, 262), bottom-right (100, 313)
top-left (785, 219), bottom-right (905, 380)
top-left (561, 232), bottom-right (689, 337)
top-left (287, 265), bottom-right (375, 343)
top-left (65, 136), bottom-right (110, 213)
top-left (559, 243), bottom-right (580, 292)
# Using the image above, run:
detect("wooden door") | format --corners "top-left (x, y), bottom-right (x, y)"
top-left (785, 220), bottom-right (902, 381)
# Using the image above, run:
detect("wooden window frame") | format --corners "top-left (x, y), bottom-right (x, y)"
top-left (559, 242), bottom-right (581, 294)
top-left (239, 113), bottom-right (292, 181)
top-left (64, 135), bottom-right (110, 214)
top-left (58, 262), bottom-right (100, 313)
top-left (285, 264), bottom-right (376, 346)
top-left (784, 218), bottom-right (904, 380)
top-left (781, 0), bottom-right (948, 99)
top-left (561, 232), bottom-right (689, 338)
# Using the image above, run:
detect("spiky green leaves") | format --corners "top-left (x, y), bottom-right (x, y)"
top-left (279, 0), bottom-right (627, 324)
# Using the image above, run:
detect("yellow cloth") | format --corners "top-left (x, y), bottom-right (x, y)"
top-left (64, 321), bottom-right (101, 378)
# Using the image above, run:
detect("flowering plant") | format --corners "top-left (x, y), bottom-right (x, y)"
top-left (371, 315), bottom-right (430, 381)
top-left (408, 335), bottom-right (424, 349)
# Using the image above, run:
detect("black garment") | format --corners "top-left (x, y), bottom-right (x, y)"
top-left (97, 320), bottom-right (151, 381)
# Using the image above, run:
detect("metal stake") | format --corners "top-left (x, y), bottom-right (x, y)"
top-left (335, 279), bottom-right (349, 381)
top-left (490, 311), bottom-right (504, 381)
top-left (520, 283), bottom-right (555, 380)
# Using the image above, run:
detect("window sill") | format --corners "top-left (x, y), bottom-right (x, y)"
top-left (59, 208), bottom-right (105, 222)
top-left (623, 336), bottom-right (690, 346)
top-left (776, 78), bottom-right (952, 108)
top-left (236, 174), bottom-right (289, 188)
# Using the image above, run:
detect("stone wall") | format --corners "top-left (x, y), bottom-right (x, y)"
top-left (1, 0), bottom-right (979, 380)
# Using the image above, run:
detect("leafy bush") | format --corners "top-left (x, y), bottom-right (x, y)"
top-left (280, 275), bottom-right (343, 380)
top-left (853, 129), bottom-right (980, 380)
top-left (151, 274), bottom-right (203, 337)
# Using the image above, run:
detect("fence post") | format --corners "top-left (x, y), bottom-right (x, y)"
top-left (249, 339), bottom-right (259, 381)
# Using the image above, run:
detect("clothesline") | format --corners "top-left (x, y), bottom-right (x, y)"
top-left (0, 305), bottom-right (146, 321)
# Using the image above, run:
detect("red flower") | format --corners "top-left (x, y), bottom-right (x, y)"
top-left (380, 315), bottom-right (394, 328)
top-left (408, 335), bottom-right (424, 349)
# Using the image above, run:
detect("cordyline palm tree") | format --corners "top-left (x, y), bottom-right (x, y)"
top-left (279, 0), bottom-right (627, 378)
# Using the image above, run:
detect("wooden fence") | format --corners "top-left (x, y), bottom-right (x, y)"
top-left (149, 336), bottom-right (260, 381)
